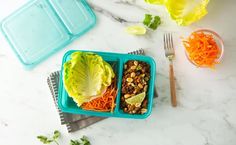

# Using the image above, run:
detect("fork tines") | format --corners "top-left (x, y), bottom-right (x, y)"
top-left (163, 33), bottom-right (175, 57)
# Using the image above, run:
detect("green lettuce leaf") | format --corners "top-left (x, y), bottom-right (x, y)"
top-left (103, 61), bottom-right (115, 86)
top-left (144, 0), bottom-right (209, 26)
top-left (63, 52), bottom-right (115, 106)
top-left (145, 0), bottom-right (165, 5)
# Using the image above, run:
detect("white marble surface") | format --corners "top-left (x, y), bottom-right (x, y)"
top-left (0, 0), bottom-right (236, 145)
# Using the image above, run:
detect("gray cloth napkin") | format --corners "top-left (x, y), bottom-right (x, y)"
top-left (47, 49), bottom-right (157, 132)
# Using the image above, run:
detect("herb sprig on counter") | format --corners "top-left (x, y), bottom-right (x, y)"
top-left (37, 130), bottom-right (91, 145)
top-left (125, 14), bottom-right (161, 35)
top-left (143, 14), bottom-right (161, 30)
top-left (37, 130), bottom-right (60, 145)
top-left (70, 136), bottom-right (91, 145)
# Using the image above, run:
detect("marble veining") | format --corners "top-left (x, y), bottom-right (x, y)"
top-left (114, 0), bottom-right (149, 12)
top-left (0, 120), bottom-right (8, 127)
top-left (0, 54), bottom-right (6, 57)
top-left (89, 2), bottom-right (140, 24)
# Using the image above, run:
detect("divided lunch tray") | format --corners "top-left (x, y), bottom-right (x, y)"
top-left (0, 0), bottom-right (96, 68)
top-left (58, 50), bottom-right (156, 119)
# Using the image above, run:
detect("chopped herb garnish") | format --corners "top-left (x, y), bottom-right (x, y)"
top-left (143, 14), bottom-right (161, 30)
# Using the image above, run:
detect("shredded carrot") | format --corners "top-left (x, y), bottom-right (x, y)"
top-left (183, 31), bottom-right (221, 68)
top-left (81, 78), bottom-right (118, 112)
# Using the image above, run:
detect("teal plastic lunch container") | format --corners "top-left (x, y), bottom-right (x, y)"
top-left (0, 0), bottom-right (96, 68)
top-left (58, 50), bottom-right (156, 119)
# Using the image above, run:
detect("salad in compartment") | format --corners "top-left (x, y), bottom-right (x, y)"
top-left (63, 52), bottom-right (118, 112)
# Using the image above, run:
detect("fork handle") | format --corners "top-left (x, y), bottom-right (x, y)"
top-left (169, 62), bottom-right (177, 107)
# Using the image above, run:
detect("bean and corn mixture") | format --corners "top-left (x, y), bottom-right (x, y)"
top-left (120, 60), bottom-right (150, 114)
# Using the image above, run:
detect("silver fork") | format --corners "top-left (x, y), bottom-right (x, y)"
top-left (164, 33), bottom-right (177, 107)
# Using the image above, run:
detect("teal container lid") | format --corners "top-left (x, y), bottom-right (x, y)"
top-left (0, 0), bottom-right (96, 68)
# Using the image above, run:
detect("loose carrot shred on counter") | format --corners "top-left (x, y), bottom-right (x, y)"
top-left (81, 78), bottom-right (117, 112)
top-left (183, 31), bottom-right (221, 68)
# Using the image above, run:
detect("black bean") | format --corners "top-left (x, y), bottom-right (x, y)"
top-left (121, 60), bottom-right (150, 114)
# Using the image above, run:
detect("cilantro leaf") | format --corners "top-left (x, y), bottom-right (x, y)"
top-left (37, 130), bottom-right (90, 145)
top-left (37, 130), bottom-right (61, 145)
top-left (37, 136), bottom-right (53, 144)
top-left (70, 140), bottom-right (81, 145)
top-left (70, 136), bottom-right (90, 145)
top-left (143, 14), bottom-right (161, 30)
top-left (80, 136), bottom-right (90, 145)
top-left (143, 14), bottom-right (152, 26)
top-left (53, 130), bottom-right (60, 140)
top-left (149, 16), bottom-right (161, 30)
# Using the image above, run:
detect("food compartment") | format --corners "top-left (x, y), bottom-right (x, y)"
top-left (116, 56), bottom-right (156, 119)
top-left (119, 60), bottom-right (150, 115)
top-left (58, 51), bottom-right (122, 117)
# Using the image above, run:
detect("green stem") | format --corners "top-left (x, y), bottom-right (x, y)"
top-left (54, 140), bottom-right (59, 145)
